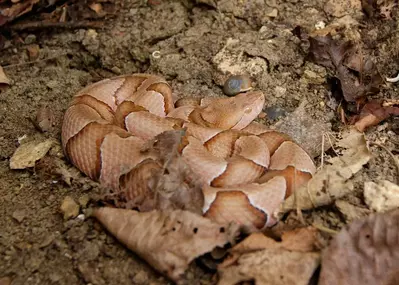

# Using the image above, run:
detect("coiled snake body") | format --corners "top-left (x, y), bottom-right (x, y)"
top-left (62, 74), bottom-right (316, 230)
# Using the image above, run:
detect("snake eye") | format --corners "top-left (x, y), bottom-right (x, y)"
top-left (223, 75), bottom-right (252, 96)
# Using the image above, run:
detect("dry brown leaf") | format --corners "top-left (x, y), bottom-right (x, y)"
top-left (308, 34), bottom-right (382, 102)
top-left (10, 138), bottom-right (55, 169)
top-left (319, 209), bottom-right (399, 285)
top-left (364, 180), bottom-right (399, 213)
top-left (279, 127), bottom-right (372, 212)
top-left (218, 248), bottom-right (320, 285)
top-left (0, 65), bottom-right (10, 85)
top-left (220, 227), bottom-right (320, 268)
top-left (92, 207), bottom-right (239, 283)
top-left (149, 130), bottom-right (205, 214)
top-left (0, 0), bottom-right (39, 26)
top-left (233, 226), bottom-right (319, 253)
top-left (354, 100), bottom-right (399, 132)
top-left (335, 200), bottom-right (371, 223)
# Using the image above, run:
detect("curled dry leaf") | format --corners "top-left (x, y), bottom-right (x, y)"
top-left (0, 0), bottom-right (39, 26)
top-left (218, 248), bottom-right (320, 285)
top-left (319, 209), bottom-right (399, 285)
top-left (92, 207), bottom-right (239, 283)
top-left (0, 65), bottom-right (10, 85)
top-left (149, 130), bottom-right (205, 214)
top-left (10, 138), bottom-right (55, 169)
top-left (220, 226), bottom-right (320, 268)
top-left (353, 100), bottom-right (399, 132)
top-left (364, 180), bottom-right (399, 213)
top-left (280, 127), bottom-right (372, 213)
top-left (308, 34), bottom-right (382, 102)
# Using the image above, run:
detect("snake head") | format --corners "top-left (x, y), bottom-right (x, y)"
top-left (199, 90), bottom-right (265, 130)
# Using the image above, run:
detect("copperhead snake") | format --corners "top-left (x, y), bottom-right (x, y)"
top-left (61, 74), bottom-right (316, 230)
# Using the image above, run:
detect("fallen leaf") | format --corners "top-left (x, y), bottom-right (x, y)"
top-left (220, 226), bottom-right (320, 268)
top-left (319, 209), bottom-right (399, 285)
top-left (0, 65), bottom-right (10, 85)
top-left (353, 100), bottom-right (399, 132)
top-left (92, 207), bottom-right (239, 283)
top-left (279, 127), bottom-right (372, 213)
top-left (335, 200), bottom-right (371, 223)
top-left (364, 180), bottom-right (399, 213)
top-left (0, 0), bottom-right (40, 26)
top-left (146, 130), bottom-right (204, 214)
top-left (218, 248), bottom-right (320, 285)
top-left (10, 138), bottom-right (55, 169)
top-left (308, 34), bottom-right (382, 102)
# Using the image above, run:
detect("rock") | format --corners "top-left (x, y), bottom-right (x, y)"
top-left (272, 100), bottom-right (333, 158)
top-left (12, 209), bottom-right (26, 223)
top-left (364, 180), bottom-right (399, 213)
top-left (60, 196), bottom-right (80, 220)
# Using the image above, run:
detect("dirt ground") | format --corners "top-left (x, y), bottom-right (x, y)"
top-left (0, 0), bottom-right (398, 284)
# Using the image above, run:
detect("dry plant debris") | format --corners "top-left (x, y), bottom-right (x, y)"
top-left (279, 127), bottom-right (372, 213)
top-left (217, 248), bottom-right (320, 285)
top-left (308, 34), bottom-right (383, 103)
top-left (220, 226), bottom-right (321, 268)
top-left (9, 138), bottom-right (55, 169)
top-left (217, 227), bottom-right (321, 284)
top-left (364, 180), bottom-right (399, 212)
top-left (92, 207), bottom-right (239, 283)
top-left (319, 209), bottom-right (399, 285)
top-left (353, 100), bottom-right (399, 132)
top-left (0, 0), bottom-right (39, 26)
top-left (0, 65), bottom-right (10, 85)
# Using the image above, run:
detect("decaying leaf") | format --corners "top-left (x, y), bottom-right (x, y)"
top-left (364, 180), bottom-right (399, 213)
top-left (109, 130), bottom-right (204, 214)
top-left (0, 65), bottom-right (10, 85)
top-left (335, 200), bottom-right (371, 223)
top-left (308, 34), bottom-right (382, 102)
top-left (279, 127), bottom-right (372, 213)
top-left (148, 130), bottom-right (205, 214)
top-left (319, 209), bottom-right (399, 285)
top-left (0, 0), bottom-right (39, 26)
top-left (353, 100), bottom-right (399, 132)
top-left (10, 138), bottom-right (55, 169)
top-left (220, 226), bottom-right (320, 268)
top-left (92, 207), bottom-right (239, 283)
top-left (218, 248), bottom-right (320, 285)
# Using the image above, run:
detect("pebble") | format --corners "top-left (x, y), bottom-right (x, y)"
top-left (24, 34), bottom-right (37, 44)
top-left (60, 196), bottom-right (80, 220)
top-left (12, 209), bottom-right (26, 223)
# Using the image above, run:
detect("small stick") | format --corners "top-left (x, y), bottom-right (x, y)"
top-left (7, 20), bottom-right (104, 31)
top-left (2, 53), bottom-right (69, 69)
top-left (312, 223), bottom-right (339, 235)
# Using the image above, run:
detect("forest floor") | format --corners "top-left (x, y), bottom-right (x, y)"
top-left (0, 0), bottom-right (398, 284)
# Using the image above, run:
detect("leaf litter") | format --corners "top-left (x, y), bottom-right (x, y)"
top-left (279, 127), bottom-right (372, 213)
top-left (91, 207), bottom-right (240, 284)
top-left (319, 209), bottom-right (399, 285)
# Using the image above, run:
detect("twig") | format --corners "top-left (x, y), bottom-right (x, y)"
top-left (2, 53), bottom-right (69, 69)
top-left (7, 20), bottom-right (104, 31)
top-left (312, 223), bottom-right (339, 235)
top-left (370, 142), bottom-right (399, 184)
top-left (294, 169), bottom-right (306, 225)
